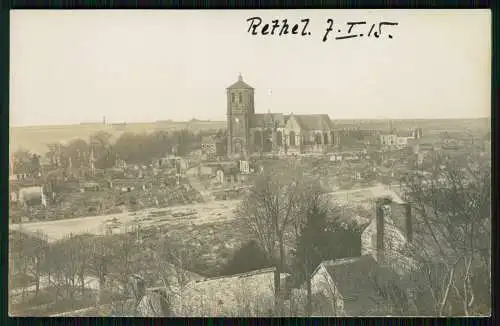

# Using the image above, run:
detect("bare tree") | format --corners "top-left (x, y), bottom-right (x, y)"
top-left (28, 230), bottom-right (49, 298)
top-left (292, 179), bottom-right (330, 316)
top-left (88, 235), bottom-right (114, 305)
top-left (73, 234), bottom-right (92, 296)
top-left (60, 234), bottom-right (80, 301)
top-left (154, 236), bottom-right (196, 297)
top-left (9, 229), bottom-right (33, 300)
top-left (237, 162), bottom-right (305, 313)
top-left (43, 242), bottom-right (65, 305)
top-left (400, 152), bottom-right (490, 316)
top-left (109, 231), bottom-right (137, 297)
top-left (42, 234), bottom-right (81, 305)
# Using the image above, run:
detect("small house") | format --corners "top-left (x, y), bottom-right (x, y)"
top-left (305, 255), bottom-right (405, 316)
top-left (171, 267), bottom-right (290, 317)
top-left (18, 186), bottom-right (47, 208)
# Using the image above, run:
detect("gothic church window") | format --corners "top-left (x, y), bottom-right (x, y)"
top-left (289, 131), bottom-right (296, 146)
top-left (231, 93), bottom-right (235, 103)
top-left (239, 93), bottom-right (243, 104)
top-left (315, 133), bottom-right (322, 145)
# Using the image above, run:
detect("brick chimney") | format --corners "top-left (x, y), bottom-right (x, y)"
top-left (376, 199), bottom-right (386, 262)
top-left (390, 201), bottom-right (413, 243)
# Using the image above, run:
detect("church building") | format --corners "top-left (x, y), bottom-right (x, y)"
top-left (226, 74), bottom-right (340, 158)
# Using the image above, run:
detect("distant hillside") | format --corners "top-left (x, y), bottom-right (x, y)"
top-left (10, 120), bottom-right (226, 155)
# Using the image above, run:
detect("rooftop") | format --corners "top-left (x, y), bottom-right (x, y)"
top-left (252, 113), bottom-right (287, 129)
top-left (319, 255), bottom-right (401, 316)
top-left (227, 74), bottom-right (254, 90)
top-left (292, 114), bottom-right (335, 131)
top-left (171, 267), bottom-right (289, 316)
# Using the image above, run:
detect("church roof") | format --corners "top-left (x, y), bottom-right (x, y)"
top-left (292, 114), bottom-right (334, 131)
top-left (227, 74), bottom-right (254, 90)
top-left (201, 136), bottom-right (217, 144)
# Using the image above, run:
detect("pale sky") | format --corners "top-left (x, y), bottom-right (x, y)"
top-left (10, 9), bottom-right (491, 126)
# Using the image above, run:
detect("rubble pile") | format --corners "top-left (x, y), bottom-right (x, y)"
top-left (151, 184), bottom-right (204, 208)
top-left (212, 188), bottom-right (245, 201)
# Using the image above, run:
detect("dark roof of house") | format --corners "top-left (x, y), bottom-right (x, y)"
top-left (252, 113), bottom-right (287, 128)
top-left (320, 255), bottom-right (399, 316)
top-left (227, 75), bottom-right (254, 90)
top-left (292, 114), bottom-right (334, 131)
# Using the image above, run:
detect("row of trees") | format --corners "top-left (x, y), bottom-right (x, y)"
top-left (399, 152), bottom-right (491, 316)
top-left (11, 150), bottom-right (42, 176)
top-left (12, 128), bottom-right (226, 176)
top-left (9, 223), bottom-right (201, 316)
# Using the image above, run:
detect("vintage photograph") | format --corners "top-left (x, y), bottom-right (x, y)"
top-left (9, 10), bottom-right (491, 317)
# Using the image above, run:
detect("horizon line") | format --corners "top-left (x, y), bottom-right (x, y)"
top-left (10, 116), bottom-right (491, 128)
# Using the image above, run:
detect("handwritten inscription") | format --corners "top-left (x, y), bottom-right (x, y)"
top-left (247, 17), bottom-right (311, 36)
top-left (323, 19), bottom-right (398, 41)
top-left (246, 17), bottom-right (398, 42)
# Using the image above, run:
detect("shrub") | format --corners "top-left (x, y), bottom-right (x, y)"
top-left (219, 240), bottom-right (272, 276)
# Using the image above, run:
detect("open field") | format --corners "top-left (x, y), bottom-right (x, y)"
top-left (10, 120), bottom-right (226, 155)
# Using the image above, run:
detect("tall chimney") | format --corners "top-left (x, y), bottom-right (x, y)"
top-left (405, 203), bottom-right (413, 242)
top-left (376, 200), bottom-right (385, 262)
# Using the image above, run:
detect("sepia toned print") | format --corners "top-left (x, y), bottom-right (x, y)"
top-left (9, 10), bottom-right (491, 317)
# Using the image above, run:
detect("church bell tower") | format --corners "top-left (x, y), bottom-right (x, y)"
top-left (226, 74), bottom-right (255, 158)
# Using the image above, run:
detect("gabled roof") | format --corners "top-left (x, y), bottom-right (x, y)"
top-left (172, 267), bottom-right (289, 316)
top-left (252, 113), bottom-right (286, 128)
top-left (291, 114), bottom-right (334, 131)
top-left (319, 255), bottom-right (399, 316)
top-left (227, 75), bottom-right (254, 90)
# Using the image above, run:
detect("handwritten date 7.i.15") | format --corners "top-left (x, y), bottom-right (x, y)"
top-left (322, 20), bottom-right (398, 42)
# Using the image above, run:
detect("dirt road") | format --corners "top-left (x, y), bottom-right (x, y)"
top-left (10, 200), bottom-right (241, 243)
